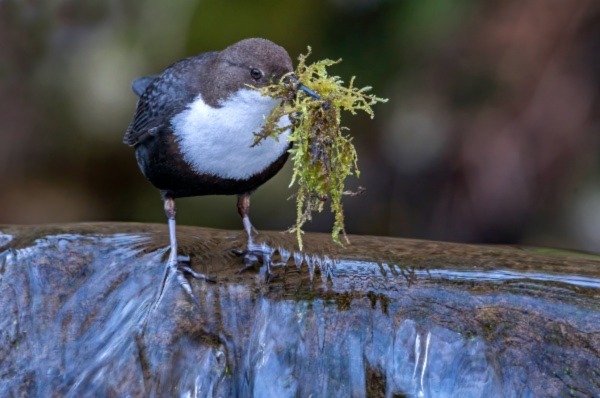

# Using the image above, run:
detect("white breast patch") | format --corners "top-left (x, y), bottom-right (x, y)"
top-left (171, 89), bottom-right (291, 180)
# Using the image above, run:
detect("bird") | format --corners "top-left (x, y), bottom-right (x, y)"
top-left (123, 38), bottom-right (316, 293)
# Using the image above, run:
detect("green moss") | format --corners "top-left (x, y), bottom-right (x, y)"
top-left (253, 48), bottom-right (387, 250)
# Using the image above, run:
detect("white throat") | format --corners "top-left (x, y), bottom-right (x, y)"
top-left (171, 88), bottom-right (291, 180)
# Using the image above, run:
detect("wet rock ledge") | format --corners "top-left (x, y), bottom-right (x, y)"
top-left (0, 223), bottom-right (598, 397)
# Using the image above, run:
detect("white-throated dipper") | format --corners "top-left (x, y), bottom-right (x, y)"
top-left (124, 38), bottom-right (316, 292)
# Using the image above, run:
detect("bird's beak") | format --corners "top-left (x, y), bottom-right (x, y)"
top-left (289, 76), bottom-right (321, 100)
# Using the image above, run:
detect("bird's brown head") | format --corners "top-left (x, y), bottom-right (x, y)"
top-left (206, 38), bottom-right (293, 104)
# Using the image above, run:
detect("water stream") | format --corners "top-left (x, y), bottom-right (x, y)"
top-left (0, 223), bottom-right (598, 397)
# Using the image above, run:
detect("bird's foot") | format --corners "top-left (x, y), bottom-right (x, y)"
top-left (171, 255), bottom-right (216, 305)
top-left (232, 242), bottom-right (276, 282)
top-left (176, 255), bottom-right (216, 282)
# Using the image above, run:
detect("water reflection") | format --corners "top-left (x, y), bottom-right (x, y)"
top-left (0, 224), bottom-right (598, 397)
top-left (0, 232), bottom-right (13, 248)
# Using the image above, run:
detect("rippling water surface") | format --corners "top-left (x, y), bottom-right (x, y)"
top-left (0, 223), bottom-right (598, 397)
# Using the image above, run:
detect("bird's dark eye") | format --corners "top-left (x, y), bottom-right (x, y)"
top-left (250, 68), bottom-right (263, 80)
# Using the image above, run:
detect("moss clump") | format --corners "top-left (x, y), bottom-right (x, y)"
top-left (254, 48), bottom-right (387, 250)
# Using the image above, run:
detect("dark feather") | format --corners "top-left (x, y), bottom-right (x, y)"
top-left (123, 53), bottom-right (215, 147)
top-left (131, 75), bottom-right (158, 97)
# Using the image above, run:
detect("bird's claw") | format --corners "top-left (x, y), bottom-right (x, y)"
top-left (168, 255), bottom-right (216, 306)
top-left (233, 244), bottom-right (276, 282)
top-left (174, 255), bottom-right (216, 282)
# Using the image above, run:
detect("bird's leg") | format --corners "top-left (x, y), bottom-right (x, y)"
top-left (163, 198), bottom-right (214, 301)
top-left (235, 193), bottom-right (273, 279)
top-left (165, 198), bottom-right (178, 266)
top-left (237, 193), bottom-right (257, 245)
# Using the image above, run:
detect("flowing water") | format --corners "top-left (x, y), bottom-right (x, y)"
top-left (0, 223), bottom-right (598, 397)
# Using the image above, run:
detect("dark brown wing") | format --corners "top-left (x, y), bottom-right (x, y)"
top-left (123, 53), bottom-right (214, 147)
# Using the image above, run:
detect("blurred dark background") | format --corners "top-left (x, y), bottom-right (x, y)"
top-left (1, 0), bottom-right (599, 251)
